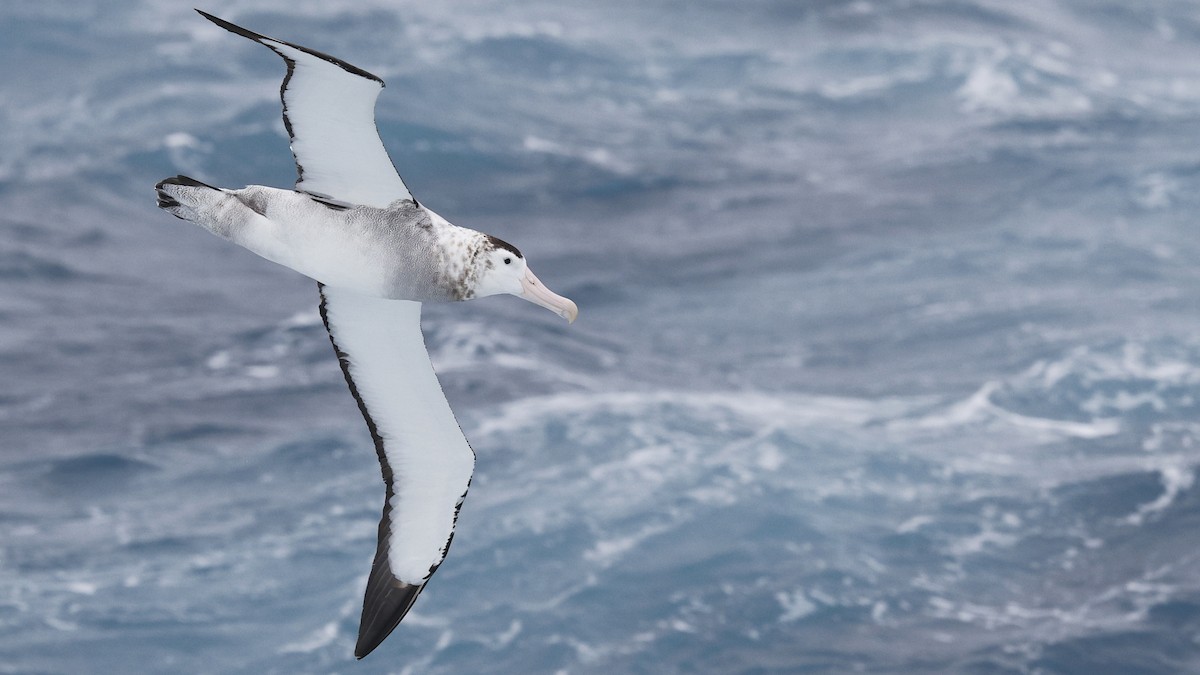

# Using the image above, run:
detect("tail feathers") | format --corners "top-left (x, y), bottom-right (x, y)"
top-left (155, 175), bottom-right (222, 220)
top-left (156, 174), bottom-right (217, 190)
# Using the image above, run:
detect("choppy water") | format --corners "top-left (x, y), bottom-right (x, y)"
top-left (3, 1), bottom-right (1200, 673)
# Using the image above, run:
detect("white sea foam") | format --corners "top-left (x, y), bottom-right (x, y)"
top-left (64, 580), bottom-right (97, 596)
top-left (523, 135), bottom-right (634, 175)
top-left (474, 389), bottom-right (904, 439)
top-left (955, 40), bottom-right (1095, 118)
top-left (776, 589), bottom-right (817, 622)
top-left (277, 621), bottom-right (339, 654)
top-left (897, 515), bottom-right (934, 534)
top-left (902, 381), bottom-right (1121, 441)
top-left (1123, 463), bottom-right (1195, 526)
top-left (584, 522), bottom-right (671, 567)
top-left (245, 365), bottom-right (280, 379)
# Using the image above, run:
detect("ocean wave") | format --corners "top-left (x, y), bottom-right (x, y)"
top-left (998, 340), bottom-right (1200, 423)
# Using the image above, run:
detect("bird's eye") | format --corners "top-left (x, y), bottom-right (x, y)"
top-left (504, 257), bottom-right (512, 265)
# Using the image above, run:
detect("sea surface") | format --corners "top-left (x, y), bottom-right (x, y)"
top-left (3, 1), bottom-right (1200, 673)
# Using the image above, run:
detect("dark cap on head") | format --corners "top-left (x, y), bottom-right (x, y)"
top-left (485, 235), bottom-right (522, 259)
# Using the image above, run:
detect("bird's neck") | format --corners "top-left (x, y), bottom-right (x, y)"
top-left (425, 210), bottom-right (489, 301)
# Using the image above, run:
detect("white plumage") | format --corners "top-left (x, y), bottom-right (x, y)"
top-left (155, 11), bottom-right (577, 659)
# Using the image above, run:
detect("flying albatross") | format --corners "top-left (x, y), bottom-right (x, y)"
top-left (155, 11), bottom-right (577, 659)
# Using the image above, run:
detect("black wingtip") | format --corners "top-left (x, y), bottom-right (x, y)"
top-left (193, 9), bottom-right (386, 85)
top-left (195, 9), bottom-right (271, 45)
top-left (351, 487), bottom-right (430, 659)
top-left (353, 566), bottom-right (424, 659)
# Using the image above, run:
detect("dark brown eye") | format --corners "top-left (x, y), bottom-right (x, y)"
top-left (504, 257), bottom-right (512, 265)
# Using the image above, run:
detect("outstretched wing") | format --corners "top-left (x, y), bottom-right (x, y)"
top-left (198, 11), bottom-right (413, 208)
top-left (319, 285), bottom-right (475, 658)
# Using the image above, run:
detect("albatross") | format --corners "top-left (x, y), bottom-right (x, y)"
top-left (154, 11), bottom-right (577, 659)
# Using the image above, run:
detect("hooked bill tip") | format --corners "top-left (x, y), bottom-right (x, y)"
top-left (520, 268), bottom-right (578, 324)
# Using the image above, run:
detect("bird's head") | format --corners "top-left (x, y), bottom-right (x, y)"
top-left (470, 235), bottom-right (578, 323)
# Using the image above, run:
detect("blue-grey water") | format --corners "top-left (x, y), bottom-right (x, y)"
top-left (3, 2), bottom-right (1200, 673)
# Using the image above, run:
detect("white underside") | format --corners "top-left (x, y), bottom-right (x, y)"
top-left (218, 187), bottom-right (391, 295)
top-left (320, 286), bottom-right (475, 583)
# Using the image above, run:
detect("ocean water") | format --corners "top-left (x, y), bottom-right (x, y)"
top-left (3, 1), bottom-right (1200, 672)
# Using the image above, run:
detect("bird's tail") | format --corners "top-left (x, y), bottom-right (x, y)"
top-left (154, 175), bottom-right (223, 222)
